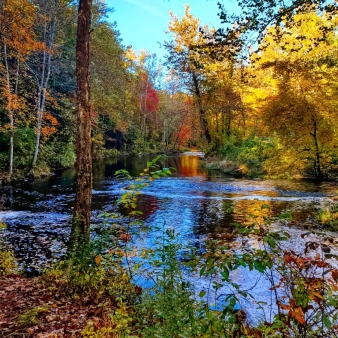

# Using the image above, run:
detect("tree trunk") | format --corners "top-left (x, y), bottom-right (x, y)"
top-left (310, 118), bottom-right (322, 178)
top-left (3, 43), bottom-right (13, 176)
top-left (192, 73), bottom-right (211, 144)
top-left (31, 0), bottom-right (57, 170)
top-left (3, 43), bottom-right (19, 176)
top-left (68, 0), bottom-right (93, 254)
top-left (226, 107), bottom-right (231, 137)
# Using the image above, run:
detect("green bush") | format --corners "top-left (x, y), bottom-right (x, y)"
top-left (213, 136), bottom-right (276, 177)
top-left (0, 222), bottom-right (19, 276)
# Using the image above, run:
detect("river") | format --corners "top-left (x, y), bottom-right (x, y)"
top-left (0, 153), bottom-right (337, 276)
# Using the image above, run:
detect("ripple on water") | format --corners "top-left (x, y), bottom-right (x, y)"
top-left (0, 211), bottom-right (70, 275)
top-left (0, 155), bottom-right (336, 287)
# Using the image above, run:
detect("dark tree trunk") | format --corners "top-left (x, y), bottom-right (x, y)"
top-left (310, 118), bottom-right (322, 179)
top-left (192, 73), bottom-right (211, 144)
top-left (68, 0), bottom-right (92, 253)
top-left (226, 107), bottom-right (231, 137)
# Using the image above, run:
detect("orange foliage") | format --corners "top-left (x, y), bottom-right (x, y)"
top-left (0, 0), bottom-right (43, 57)
top-left (41, 113), bottom-right (59, 140)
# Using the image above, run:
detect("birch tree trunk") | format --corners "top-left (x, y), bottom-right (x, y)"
top-left (3, 44), bottom-right (19, 176)
top-left (31, 0), bottom-right (57, 170)
top-left (3, 43), bottom-right (13, 175)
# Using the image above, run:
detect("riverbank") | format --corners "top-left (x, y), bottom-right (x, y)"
top-left (1, 206), bottom-right (338, 337)
top-left (0, 148), bottom-right (186, 188)
top-left (203, 157), bottom-right (251, 177)
top-left (203, 155), bottom-right (338, 180)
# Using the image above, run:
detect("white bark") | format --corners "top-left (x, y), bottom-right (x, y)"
top-left (3, 43), bottom-right (13, 175)
top-left (31, 0), bottom-right (57, 169)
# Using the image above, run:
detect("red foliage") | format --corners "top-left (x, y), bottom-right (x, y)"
top-left (140, 72), bottom-right (159, 114)
top-left (177, 126), bottom-right (192, 144)
top-left (145, 86), bottom-right (159, 113)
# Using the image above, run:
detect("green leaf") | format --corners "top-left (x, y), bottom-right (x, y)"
top-left (278, 212), bottom-right (292, 220)
top-left (199, 290), bottom-right (206, 298)
top-left (129, 211), bottom-right (143, 215)
top-left (200, 266), bottom-right (206, 276)
top-left (323, 316), bottom-right (331, 329)
top-left (221, 268), bottom-right (229, 280)
top-left (253, 261), bottom-right (265, 273)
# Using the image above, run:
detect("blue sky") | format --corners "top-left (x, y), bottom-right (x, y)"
top-left (106, 0), bottom-right (237, 60)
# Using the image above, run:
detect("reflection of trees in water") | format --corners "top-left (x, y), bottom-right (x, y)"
top-left (135, 194), bottom-right (160, 221)
top-left (91, 154), bottom-right (206, 180)
top-left (168, 155), bottom-right (205, 177)
top-left (193, 194), bottom-right (237, 236)
top-left (193, 197), bottom-right (300, 237)
top-left (93, 155), bottom-right (159, 179)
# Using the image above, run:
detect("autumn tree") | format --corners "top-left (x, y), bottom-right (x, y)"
top-left (125, 49), bottom-right (162, 149)
top-left (91, 21), bottom-right (130, 155)
top-left (157, 72), bottom-right (196, 149)
top-left (165, 5), bottom-right (213, 144)
top-left (28, 0), bottom-right (61, 170)
top-left (217, 0), bottom-right (338, 56)
top-left (202, 60), bottom-right (245, 146)
top-left (249, 13), bottom-right (338, 177)
top-left (0, 0), bottom-right (42, 175)
top-left (165, 5), bottom-right (245, 148)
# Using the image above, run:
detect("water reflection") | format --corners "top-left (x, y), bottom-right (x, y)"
top-left (169, 155), bottom-right (205, 177)
top-left (0, 153), bottom-right (336, 273)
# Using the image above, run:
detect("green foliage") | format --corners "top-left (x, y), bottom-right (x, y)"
top-left (81, 300), bottom-right (137, 338)
top-left (93, 148), bottom-right (120, 160)
top-left (316, 203), bottom-right (338, 231)
top-left (0, 222), bottom-right (19, 276)
top-left (0, 249), bottom-right (18, 276)
top-left (44, 240), bottom-right (135, 303)
top-left (0, 152), bottom-right (8, 171)
top-left (43, 141), bottom-right (76, 169)
top-left (211, 136), bottom-right (276, 177)
top-left (137, 229), bottom-right (201, 338)
top-left (129, 135), bottom-right (162, 154)
top-left (18, 306), bottom-right (49, 327)
top-left (13, 127), bottom-right (36, 171)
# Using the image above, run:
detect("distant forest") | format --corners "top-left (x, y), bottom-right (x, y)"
top-left (1, 1), bottom-right (338, 180)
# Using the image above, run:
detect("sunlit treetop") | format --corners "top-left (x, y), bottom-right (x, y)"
top-left (251, 12), bottom-right (338, 63)
top-left (168, 5), bottom-right (213, 53)
top-left (216, 0), bottom-right (338, 57)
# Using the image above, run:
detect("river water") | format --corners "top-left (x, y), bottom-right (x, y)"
top-left (0, 153), bottom-right (337, 276)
